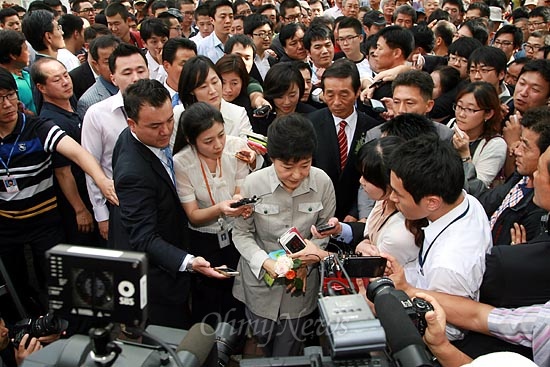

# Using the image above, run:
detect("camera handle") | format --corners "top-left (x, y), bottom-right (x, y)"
top-left (89, 324), bottom-right (122, 367)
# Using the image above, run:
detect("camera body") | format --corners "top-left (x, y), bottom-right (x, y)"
top-left (10, 313), bottom-right (68, 348)
top-left (46, 244), bottom-right (148, 326)
top-left (367, 278), bottom-right (433, 336)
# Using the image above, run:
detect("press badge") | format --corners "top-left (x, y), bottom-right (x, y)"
top-left (217, 217), bottom-right (230, 249)
top-left (2, 177), bottom-right (19, 193)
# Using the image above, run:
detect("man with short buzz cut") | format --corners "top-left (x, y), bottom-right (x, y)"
top-left (197, 0), bottom-right (233, 64)
top-left (304, 25), bottom-right (334, 86)
top-left (71, 0), bottom-right (95, 25)
top-left (105, 2), bottom-right (144, 48)
top-left (162, 37), bottom-right (196, 104)
top-left (308, 59), bottom-right (380, 220)
top-left (110, 79), bottom-right (226, 328)
top-left (0, 8), bottom-right (21, 32)
top-left (33, 58), bottom-right (100, 246)
top-left (77, 35), bottom-right (121, 118)
top-left (387, 135), bottom-right (492, 341)
top-left (81, 44), bottom-right (149, 241)
top-left (393, 5), bottom-right (416, 29)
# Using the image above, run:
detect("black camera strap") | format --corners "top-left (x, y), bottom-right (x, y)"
top-left (418, 200), bottom-right (470, 276)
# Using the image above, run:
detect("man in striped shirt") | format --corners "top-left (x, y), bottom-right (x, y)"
top-left (0, 67), bottom-right (116, 319)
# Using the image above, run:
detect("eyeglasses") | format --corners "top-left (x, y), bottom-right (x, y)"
top-left (448, 54), bottom-right (468, 65)
top-left (523, 42), bottom-right (543, 52)
top-left (253, 31), bottom-right (273, 39)
top-left (284, 14), bottom-right (301, 22)
top-left (0, 91), bottom-right (18, 103)
top-left (170, 26), bottom-right (182, 31)
top-left (528, 21), bottom-right (546, 28)
top-left (493, 39), bottom-right (513, 47)
top-left (335, 34), bottom-right (360, 43)
top-left (79, 7), bottom-right (94, 13)
top-left (453, 103), bottom-right (483, 115)
top-left (469, 66), bottom-right (496, 75)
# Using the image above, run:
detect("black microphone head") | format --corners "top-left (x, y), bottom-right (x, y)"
top-left (176, 323), bottom-right (216, 366)
top-left (374, 293), bottom-right (425, 353)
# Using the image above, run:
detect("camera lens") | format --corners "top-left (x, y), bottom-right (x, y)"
top-left (215, 322), bottom-right (240, 367)
top-left (412, 298), bottom-right (433, 313)
top-left (366, 277), bottom-right (395, 303)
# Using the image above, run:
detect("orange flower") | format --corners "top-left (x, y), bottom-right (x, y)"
top-left (286, 270), bottom-right (296, 280)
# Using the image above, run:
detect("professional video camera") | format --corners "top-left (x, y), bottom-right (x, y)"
top-left (21, 244), bottom-right (241, 367)
top-left (367, 278), bottom-right (434, 336)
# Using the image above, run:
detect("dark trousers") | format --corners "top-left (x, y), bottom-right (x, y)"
top-left (188, 229), bottom-right (244, 329)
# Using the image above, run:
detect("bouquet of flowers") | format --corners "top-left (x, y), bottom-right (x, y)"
top-left (264, 249), bottom-right (304, 295)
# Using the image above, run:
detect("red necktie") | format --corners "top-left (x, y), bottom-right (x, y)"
top-left (338, 120), bottom-right (348, 170)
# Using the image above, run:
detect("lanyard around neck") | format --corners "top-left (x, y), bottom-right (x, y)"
top-left (418, 199), bottom-right (470, 275)
top-left (0, 114), bottom-right (26, 177)
top-left (198, 155), bottom-right (222, 206)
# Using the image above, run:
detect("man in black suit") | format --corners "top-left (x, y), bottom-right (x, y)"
top-left (69, 56), bottom-right (95, 100)
top-left (308, 59), bottom-right (380, 220)
top-left (109, 79), bottom-right (226, 329)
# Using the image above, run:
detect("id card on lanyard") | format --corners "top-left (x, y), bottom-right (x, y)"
top-left (0, 114), bottom-right (26, 193)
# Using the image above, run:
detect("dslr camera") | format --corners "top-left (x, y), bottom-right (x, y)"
top-left (367, 277), bottom-right (433, 336)
top-left (10, 313), bottom-right (68, 348)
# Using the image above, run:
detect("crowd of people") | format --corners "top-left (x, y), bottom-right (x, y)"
top-left (1, 0), bottom-right (550, 365)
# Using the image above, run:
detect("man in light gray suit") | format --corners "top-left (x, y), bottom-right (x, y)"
top-left (77, 35), bottom-right (120, 119)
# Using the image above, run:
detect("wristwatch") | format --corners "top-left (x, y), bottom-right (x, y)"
top-left (186, 255), bottom-right (196, 273)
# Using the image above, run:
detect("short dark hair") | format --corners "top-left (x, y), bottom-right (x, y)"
top-left (279, 22), bottom-right (306, 48)
top-left (174, 102), bottom-right (225, 153)
top-left (208, 0), bottom-right (233, 18)
top-left (105, 2), bottom-right (130, 19)
top-left (433, 20), bottom-right (456, 47)
top-left (0, 29), bottom-right (26, 64)
top-left (279, 0), bottom-right (301, 19)
top-left (448, 36), bottom-right (483, 59)
top-left (194, 4), bottom-right (210, 20)
top-left (518, 59), bottom-right (550, 97)
top-left (381, 113), bottom-right (439, 140)
top-left (358, 136), bottom-right (405, 195)
top-left (124, 78), bottom-right (170, 122)
top-left (528, 6), bottom-right (550, 23)
top-left (264, 62), bottom-right (304, 102)
top-left (178, 55), bottom-right (221, 108)
top-left (22, 9), bottom-right (55, 51)
top-left (520, 106), bottom-right (550, 154)
top-left (389, 135), bottom-right (464, 204)
top-left (377, 25), bottom-right (414, 59)
top-left (336, 16), bottom-right (362, 35)
top-left (467, 2), bottom-right (489, 18)
top-left (392, 70), bottom-right (434, 101)
top-left (459, 18), bottom-right (489, 45)
top-left (494, 24), bottom-right (523, 48)
top-left (455, 81), bottom-right (502, 138)
top-left (321, 58), bottom-right (361, 93)
top-left (108, 43), bottom-right (147, 73)
top-left (0, 7), bottom-right (18, 23)
top-left (59, 14), bottom-right (84, 40)
top-left (0, 62), bottom-right (17, 91)
top-left (71, 0), bottom-right (91, 12)
top-left (432, 65), bottom-right (461, 94)
top-left (267, 113), bottom-right (317, 162)
top-left (162, 37), bottom-right (196, 63)
top-left (468, 45), bottom-right (507, 75)
top-left (303, 25), bottom-right (333, 51)
top-left (30, 57), bottom-right (66, 85)
top-left (412, 24), bottom-right (435, 53)
top-left (151, 0), bottom-right (168, 14)
top-left (441, 0), bottom-right (464, 13)
top-left (215, 54), bottom-right (249, 90)
top-left (84, 23), bottom-right (111, 43)
top-left (89, 35), bottom-right (120, 62)
top-left (232, 0), bottom-right (250, 13)
top-left (224, 34), bottom-right (256, 54)
top-left (310, 15), bottom-right (334, 29)
top-left (256, 3), bottom-right (278, 17)
top-left (427, 8), bottom-right (451, 23)
top-left (393, 4), bottom-right (417, 23)
top-left (243, 14), bottom-right (272, 36)
top-left (139, 17), bottom-right (169, 41)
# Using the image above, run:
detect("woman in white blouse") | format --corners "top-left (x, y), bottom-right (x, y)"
top-left (173, 102), bottom-right (253, 327)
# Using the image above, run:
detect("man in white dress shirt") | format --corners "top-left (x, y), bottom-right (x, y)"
top-left (81, 43), bottom-right (149, 240)
top-left (140, 18), bottom-right (169, 83)
top-left (197, 0), bottom-right (233, 63)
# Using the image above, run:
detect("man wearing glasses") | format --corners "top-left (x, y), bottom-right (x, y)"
top-left (176, 0), bottom-right (198, 39)
top-left (335, 17), bottom-right (371, 79)
top-left (269, 0), bottom-right (302, 60)
top-left (527, 6), bottom-right (550, 34)
top-left (22, 9), bottom-right (65, 61)
top-left (492, 25), bottom-right (523, 62)
top-left (71, 0), bottom-right (95, 25)
top-left (468, 46), bottom-right (512, 101)
top-left (523, 31), bottom-right (546, 60)
top-left (244, 14), bottom-right (276, 83)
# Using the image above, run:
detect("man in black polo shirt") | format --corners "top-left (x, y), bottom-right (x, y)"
top-left (0, 67), bottom-right (115, 320)
top-left (33, 57), bottom-right (101, 247)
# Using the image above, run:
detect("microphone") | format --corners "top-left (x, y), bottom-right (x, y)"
top-left (374, 293), bottom-right (434, 367)
top-left (176, 323), bottom-right (217, 367)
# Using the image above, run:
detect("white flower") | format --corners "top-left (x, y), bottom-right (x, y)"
top-left (274, 255), bottom-right (294, 277)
